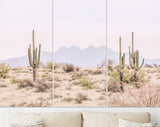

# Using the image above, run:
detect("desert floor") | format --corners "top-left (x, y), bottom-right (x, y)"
top-left (54, 64), bottom-right (106, 107)
top-left (108, 66), bottom-right (160, 107)
top-left (0, 67), bottom-right (52, 107)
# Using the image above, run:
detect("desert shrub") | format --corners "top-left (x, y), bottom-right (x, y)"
top-left (36, 81), bottom-right (52, 92)
top-left (62, 97), bottom-right (73, 102)
top-left (75, 93), bottom-right (89, 103)
top-left (122, 69), bottom-right (130, 83)
top-left (54, 94), bottom-right (62, 99)
top-left (76, 67), bottom-right (80, 71)
top-left (108, 69), bottom-right (119, 80)
top-left (18, 97), bottom-right (51, 107)
top-left (10, 76), bottom-right (20, 84)
top-left (0, 63), bottom-right (10, 78)
top-left (98, 96), bottom-right (105, 100)
top-left (79, 76), bottom-right (93, 89)
top-left (65, 86), bottom-right (71, 90)
top-left (136, 70), bottom-right (146, 82)
top-left (18, 79), bottom-right (34, 88)
top-left (108, 80), bottom-right (121, 92)
top-left (124, 69), bottom-right (145, 84)
top-left (109, 69), bottom-right (145, 84)
top-left (84, 69), bottom-right (93, 74)
top-left (72, 80), bottom-right (80, 85)
top-left (108, 59), bottom-right (114, 65)
top-left (108, 84), bottom-right (160, 107)
top-left (153, 64), bottom-right (158, 68)
top-left (145, 64), bottom-right (153, 68)
top-left (129, 70), bottom-right (146, 83)
top-left (46, 75), bottom-right (52, 81)
top-left (41, 74), bottom-right (46, 78)
top-left (108, 65), bottom-right (114, 72)
top-left (54, 75), bottom-right (61, 81)
top-left (12, 67), bottom-right (21, 71)
top-left (101, 58), bottom-right (107, 67)
top-left (63, 64), bottom-right (75, 73)
top-left (72, 71), bottom-right (83, 79)
top-left (20, 70), bottom-right (29, 73)
top-left (92, 69), bottom-right (103, 75)
top-left (0, 84), bottom-right (7, 87)
top-left (47, 62), bottom-right (52, 69)
top-left (54, 63), bottom-right (60, 70)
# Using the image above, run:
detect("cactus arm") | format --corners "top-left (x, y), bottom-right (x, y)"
top-left (32, 30), bottom-right (35, 65)
top-left (118, 37), bottom-right (125, 71)
top-left (119, 37), bottom-right (122, 68)
top-left (28, 45), bottom-right (33, 67)
top-left (129, 57), bottom-right (134, 69)
top-left (139, 59), bottom-right (144, 70)
top-left (33, 48), bottom-right (37, 66)
top-left (134, 52), bottom-right (137, 70)
top-left (132, 32), bottom-right (134, 53)
top-left (136, 50), bottom-right (139, 70)
top-left (122, 53), bottom-right (125, 69)
top-left (37, 44), bottom-right (41, 66)
top-left (129, 46), bottom-right (134, 69)
top-left (33, 30), bottom-right (35, 53)
top-left (35, 48), bottom-right (38, 66)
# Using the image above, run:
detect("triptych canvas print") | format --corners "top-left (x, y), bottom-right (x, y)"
top-left (0, 0), bottom-right (160, 107)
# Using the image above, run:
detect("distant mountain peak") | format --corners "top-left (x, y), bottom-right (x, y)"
top-left (54, 45), bottom-right (106, 67)
top-left (87, 45), bottom-right (96, 49)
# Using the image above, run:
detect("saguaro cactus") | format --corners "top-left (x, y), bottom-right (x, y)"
top-left (129, 32), bottom-right (144, 85)
top-left (28, 30), bottom-right (41, 82)
top-left (117, 37), bottom-right (125, 91)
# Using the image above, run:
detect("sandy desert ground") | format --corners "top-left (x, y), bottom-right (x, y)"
top-left (108, 65), bottom-right (160, 107)
top-left (54, 63), bottom-right (106, 107)
top-left (0, 65), bottom-right (52, 107)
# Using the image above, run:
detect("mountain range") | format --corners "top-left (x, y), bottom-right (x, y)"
top-left (0, 46), bottom-right (160, 67)
top-left (54, 46), bottom-right (106, 67)
top-left (54, 46), bottom-right (160, 67)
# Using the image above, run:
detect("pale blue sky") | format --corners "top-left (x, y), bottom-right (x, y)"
top-left (0, 0), bottom-right (52, 59)
top-left (54, 0), bottom-right (106, 51)
top-left (108, 0), bottom-right (160, 59)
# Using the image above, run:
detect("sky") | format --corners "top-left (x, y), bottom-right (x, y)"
top-left (108, 0), bottom-right (160, 59)
top-left (54, 0), bottom-right (106, 51)
top-left (0, 0), bottom-right (52, 59)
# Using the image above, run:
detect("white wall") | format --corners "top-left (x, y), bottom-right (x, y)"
top-left (0, 108), bottom-right (160, 127)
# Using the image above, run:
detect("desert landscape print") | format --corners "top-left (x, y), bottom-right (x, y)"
top-left (54, 0), bottom-right (106, 107)
top-left (0, 0), bottom-right (52, 107)
top-left (108, 0), bottom-right (160, 107)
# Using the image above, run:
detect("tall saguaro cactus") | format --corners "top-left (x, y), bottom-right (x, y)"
top-left (28, 30), bottom-right (41, 82)
top-left (129, 32), bottom-right (144, 85)
top-left (117, 37), bottom-right (125, 91)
